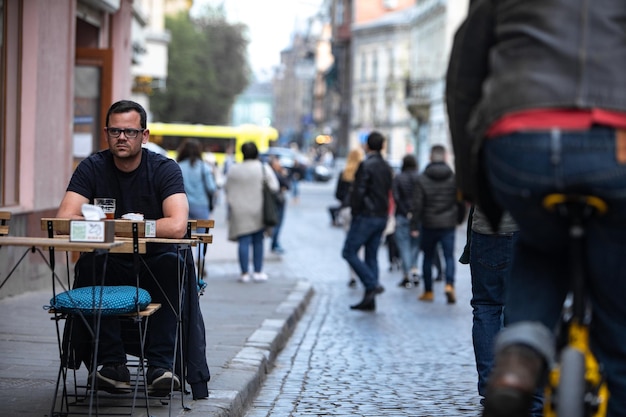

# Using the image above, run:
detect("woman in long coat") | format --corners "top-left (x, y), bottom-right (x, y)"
top-left (224, 141), bottom-right (279, 282)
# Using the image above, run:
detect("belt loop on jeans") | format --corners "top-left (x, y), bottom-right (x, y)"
top-left (550, 128), bottom-right (561, 166)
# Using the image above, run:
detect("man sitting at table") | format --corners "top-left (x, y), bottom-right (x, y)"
top-left (56, 100), bottom-right (189, 395)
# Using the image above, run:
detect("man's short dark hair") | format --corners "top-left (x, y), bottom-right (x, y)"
top-left (106, 100), bottom-right (147, 129)
top-left (401, 154), bottom-right (418, 172)
top-left (241, 141), bottom-right (259, 160)
top-left (430, 144), bottom-right (446, 162)
top-left (367, 131), bottom-right (385, 151)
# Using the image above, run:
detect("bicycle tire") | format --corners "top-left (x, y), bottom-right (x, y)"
top-left (557, 347), bottom-right (586, 417)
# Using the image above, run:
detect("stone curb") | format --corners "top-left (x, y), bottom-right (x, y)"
top-left (177, 280), bottom-right (315, 417)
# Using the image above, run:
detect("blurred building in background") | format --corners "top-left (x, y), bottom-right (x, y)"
top-left (231, 82), bottom-right (274, 128)
top-left (272, 0), bottom-right (470, 164)
top-left (350, 2), bottom-right (414, 163)
top-left (273, 32), bottom-right (319, 150)
top-left (131, 0), bottom-right (172, 120)
top-left (404, 0), bottom-right (469, 167)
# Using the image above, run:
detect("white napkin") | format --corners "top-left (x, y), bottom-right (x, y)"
top-left (81, 203), bottom-right (106, 220)
top-left (121, 213), bottom-right (144, 221)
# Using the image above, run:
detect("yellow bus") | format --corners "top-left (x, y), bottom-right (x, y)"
top-left (147, 122), bottom-right (279, 166)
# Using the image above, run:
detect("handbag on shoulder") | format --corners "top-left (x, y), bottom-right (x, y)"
top-left (262, 164), bottom-right (279, 227)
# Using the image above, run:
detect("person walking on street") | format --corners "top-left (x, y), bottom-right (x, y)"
top-left (414, 144), bottom-right (460, 304)
top-left (288, 143), bottom-right (306, 204)
top-left (269, 155), bottom-right (290, 254)
top-left (342, 132), bottom-right (393, 311)
top-left (464, 205), bottom-right (544, 416)
top-left (176, 138), bottom-right (217, 277)
top-left (225, 142), bottom-right (279, 283)
top-left (335, 147), bottom-right (365, 287)
top-left (392, 154), bottom-right (421, 288)
top-left (447, 1), bottom-right (626, 416)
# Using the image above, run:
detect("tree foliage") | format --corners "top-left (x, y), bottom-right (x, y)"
top-left (151, 8), bottom-right (250, 124)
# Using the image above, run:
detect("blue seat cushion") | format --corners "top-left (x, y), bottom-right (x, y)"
top-left (49, 286), bottom-right (151, 316)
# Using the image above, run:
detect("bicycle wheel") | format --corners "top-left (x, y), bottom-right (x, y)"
top-left (557, 347), bottom-right (586, 417)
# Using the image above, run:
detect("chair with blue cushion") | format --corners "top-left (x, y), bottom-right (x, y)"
top-left (43, 219), bottom-right (163, 417)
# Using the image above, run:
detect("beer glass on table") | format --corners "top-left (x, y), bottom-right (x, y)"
top-left (94, 198), bottom-right (116, 220)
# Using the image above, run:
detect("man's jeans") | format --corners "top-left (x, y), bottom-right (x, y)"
top-left (342, 215), bottom-right (388, 291)
top-left (394, 215), bottom-right (420, 275)
top-left (75, 251), bottom-right (184, 370)
top-left (420, 227), bottom-right (456, 292)
top-left (484, 127), bottom-right (626, 416)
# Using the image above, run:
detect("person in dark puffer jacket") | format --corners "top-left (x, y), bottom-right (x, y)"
top-left (412, 144), bottom-right (460, 304)
top-left (392, 154), bottom-right (421, 288)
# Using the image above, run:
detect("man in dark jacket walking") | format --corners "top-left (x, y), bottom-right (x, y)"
top-left (413, 144), bottom-right (460, 304)
top-left (342, 131), bottom-right (393, 311)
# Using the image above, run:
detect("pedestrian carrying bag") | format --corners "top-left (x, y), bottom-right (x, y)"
top-left (262, 164), bottom-right (279, 227)
top-left (47, 285), bottom-right (151, 316)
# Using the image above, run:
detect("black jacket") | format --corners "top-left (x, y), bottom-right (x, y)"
top-left (413, 162), bottom-right (458, 229)
top-left (334, 172), bottom-right (352, 208)
top-left (392, 169), bottom-right (420, 221)
top-left (350, 153), bottom-right (393, 218)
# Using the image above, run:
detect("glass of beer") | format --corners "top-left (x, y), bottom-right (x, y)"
top-left (94, 198), bottom-right (116, 219)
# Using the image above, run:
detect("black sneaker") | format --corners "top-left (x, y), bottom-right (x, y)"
top-left (147, 367), bottom-right (180, 396)
top-left (397, 277), bottom-right (412, 288)
top-left (93, 363), bottom-right (131, 393)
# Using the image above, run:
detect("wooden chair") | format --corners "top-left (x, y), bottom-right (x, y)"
top-left (0, 211), bottom-right (10, 236)
top-left (187, 219), bottom-right (214, 294)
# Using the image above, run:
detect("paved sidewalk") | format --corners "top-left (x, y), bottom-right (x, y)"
top-left (0, 208), bottom-right (314, 417)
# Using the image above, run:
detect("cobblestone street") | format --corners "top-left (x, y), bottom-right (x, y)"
top-left (244, 178), bottom-right (482, 417)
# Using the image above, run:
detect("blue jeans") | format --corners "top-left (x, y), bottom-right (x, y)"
top-left (420, 227), bottom-right (456, 291)
top-left (342, 215), bottom-right (388, 291)
top-left (484, 127), bottom-right (626, 417)
top-left (238, 229), bottom-right (265, 274)
top-left (394, 215), bottom-right (420, 275)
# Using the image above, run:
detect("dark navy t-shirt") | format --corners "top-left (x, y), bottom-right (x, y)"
top-left (67, 149), bottom-right (185, 220)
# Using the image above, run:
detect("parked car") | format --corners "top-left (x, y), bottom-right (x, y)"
top-left (260, 147), bottom-right (333, 182)
top-left (260, 147), bottom-right (297, 172)
top-left (312, 164), bottom-right (332, 182)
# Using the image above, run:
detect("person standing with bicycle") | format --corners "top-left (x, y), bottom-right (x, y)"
top-left (447, 1), bottom-right (626, 416)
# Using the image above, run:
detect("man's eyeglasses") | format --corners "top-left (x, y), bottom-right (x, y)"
top-left (106, 127), bottom-right (145, 139)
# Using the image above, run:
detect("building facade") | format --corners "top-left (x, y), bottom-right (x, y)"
top-left (350, 5), bottom-right (414, 163)
top-left (0, 0), bottom-right (169, 297)
top-left (231, 82), bottom-right (274, 128)
top-left (273, 34), bottom-right (319, 149)
top-left (405, 0), bottom-right (469, 167)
